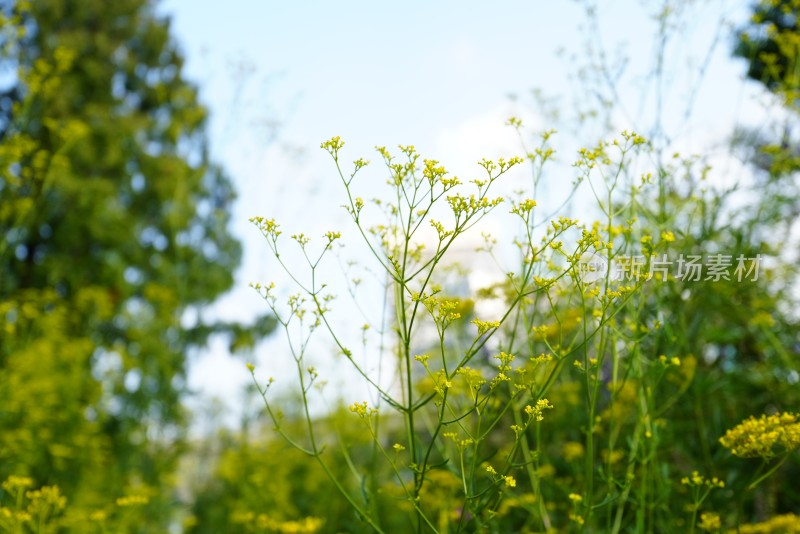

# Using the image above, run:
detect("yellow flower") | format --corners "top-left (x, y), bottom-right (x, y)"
top-left (719, 412), bottom-right (800, 459)
top-left (736, 513), bottom-right (800, 533)
top-left (698, 512), bottom-right (720, 531)
top-left (681, 471), bottom-right (724, 489)
top-left (2, 476), bottom-right (34, 493)
top-left (524, 398), bottom-right (554, 422)
top-left (349, 401), bottom-right (375, 418)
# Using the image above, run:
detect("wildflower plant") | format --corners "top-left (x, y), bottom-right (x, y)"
top-left (681, 471), bottom-right (725, 534)
top-left (243, 119), bottom-right (719, 532)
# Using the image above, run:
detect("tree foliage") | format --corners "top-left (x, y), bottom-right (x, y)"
top-left (0, 0), bottom-right (270, 526)
top-left (735, 0), bottom-right (800, 99)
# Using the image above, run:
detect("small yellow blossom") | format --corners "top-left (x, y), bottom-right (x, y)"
top-left (698, 512), bottom-right (721, 531)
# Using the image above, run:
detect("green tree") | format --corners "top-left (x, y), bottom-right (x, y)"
top-left (735, 0), bottom-right (800, 98)
top-left (734, 0), bottom-right (800, 201)
top-left (0, 0), bottom-right (270, 527)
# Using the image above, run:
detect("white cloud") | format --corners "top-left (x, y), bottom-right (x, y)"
top-left (432, 103), bottom-right (541, 180)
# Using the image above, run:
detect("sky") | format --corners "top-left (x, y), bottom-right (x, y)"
top-left (155, 0), bottom-right (764, 429)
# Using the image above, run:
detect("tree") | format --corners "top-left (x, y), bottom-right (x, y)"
top-left (0, 0), bottom-right (270, 526)
top-left (735, 0), bottom-right (800, 98)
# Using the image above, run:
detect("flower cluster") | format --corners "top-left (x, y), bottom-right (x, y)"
top-left (232, 511), bottom-right (324, 534)
top-left (250, 216), bottom-right (281, 240)
top-left (0, 477), bottom-right (67, 528)
top-left (525, 399), bottom-right (554, 422)
top-left (485, 465), bottom-right (516, 488)
top-left (719, 412), bottom-right (800, 459)
top-left (1, 476), bottom-right (33, 493)
top-left (320, 135), bottom-right (345, 157)
top-left (681, 471), bottom-right (725, 489)
top-left (736, 513), bottom-right (800, 534)
top-left (491, 352), bottom-right (515, 388)
top-left (442, 431), bottom-right (475, 449)
top-left (349, 401), bottom-right (378, 418)
top-left (698, 512), bottom-right (721, 532)
top-left (510, 198), bottom-right (537, 216)
top-left (472, 319), bottom-right (500, 336)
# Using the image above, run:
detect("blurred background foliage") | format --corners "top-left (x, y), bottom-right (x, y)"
top-left (0, 0), bottom-right (272, 530)
top-left (0, 0), bottom-right (798, 532)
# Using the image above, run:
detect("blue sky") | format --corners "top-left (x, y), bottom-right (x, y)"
top-left (157, 0), bottom-right (762, 427)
